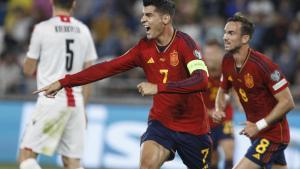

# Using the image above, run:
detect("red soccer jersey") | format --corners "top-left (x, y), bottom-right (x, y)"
top-left (220, 49), bottom-right (290, 143)
top-left (203, 76), bottom-right (233, 128)
top-left (60, 30), bottom-right (210, 135)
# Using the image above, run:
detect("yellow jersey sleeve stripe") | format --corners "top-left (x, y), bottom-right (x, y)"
top-left (187, 60), bottom-right (209, 76)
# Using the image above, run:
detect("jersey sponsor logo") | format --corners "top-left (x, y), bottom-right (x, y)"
top-left (147, 57), bottom-right (155, 64)
top-left (244, 73), bottom-right (254, 88)
top-left (170, 50), bottom-right (179, 66)
top-left (193, 50), bottom-right (202, 59)
top-left (271, 70), bottom-right (281, 82)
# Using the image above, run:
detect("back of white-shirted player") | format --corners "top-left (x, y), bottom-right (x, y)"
top-left (27, 16), bottom-right (97, 100)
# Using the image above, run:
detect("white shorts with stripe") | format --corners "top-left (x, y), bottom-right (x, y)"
top-left (20, 95), bottom-right (85, 158)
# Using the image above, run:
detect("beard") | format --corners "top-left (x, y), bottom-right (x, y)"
top-left (227, 44), bottom-right (242, 54)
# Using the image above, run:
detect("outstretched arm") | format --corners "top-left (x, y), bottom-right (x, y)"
top-left (34, 48), bottom-right (140, 97)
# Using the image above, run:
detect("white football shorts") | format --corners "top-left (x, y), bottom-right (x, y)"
top-left (20, 97), bottom-right (85, 158)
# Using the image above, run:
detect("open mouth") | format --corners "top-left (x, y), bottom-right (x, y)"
top-left (145, 26), bottom-right (151, 32)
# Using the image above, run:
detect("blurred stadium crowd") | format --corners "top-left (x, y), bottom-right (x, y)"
top-left (0, 0), bottom-right (300, 103)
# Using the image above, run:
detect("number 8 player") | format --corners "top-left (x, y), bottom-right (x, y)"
top-left (213, 13), bottom-right (295, 169)
top-left (19, 0), bottom-right (97, 169)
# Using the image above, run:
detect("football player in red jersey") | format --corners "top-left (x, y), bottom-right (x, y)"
top-left (34, 0), bottom-right (213, 168)
top-left (203, 39), bottom-right (235, 169)
top-left (213, 13), bottom-right (295, 169)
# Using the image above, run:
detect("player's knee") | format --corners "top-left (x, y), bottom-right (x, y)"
top-left (20, 158), bottom-right (42, 169)
top-left (140, 159), bottom-right (159, 169)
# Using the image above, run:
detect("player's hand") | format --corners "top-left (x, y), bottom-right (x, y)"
top-left (212, 110), bottom-right (226, 123)
top-left (137, 82), bottom-right (158, 96)
top-left (207, 109), bottom-right (214, 117)
top-left (239, 121), bottom-right (259, 138)
top-left (33, 81), bottom-right (63, 98)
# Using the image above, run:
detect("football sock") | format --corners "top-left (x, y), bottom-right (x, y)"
top-left (20, 158), bottom-right (42, 169)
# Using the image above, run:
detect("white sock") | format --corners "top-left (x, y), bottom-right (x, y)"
top-left (20, 158), bottom-right (42, 169)
top-left (77, 168), bottom-right (84, 169)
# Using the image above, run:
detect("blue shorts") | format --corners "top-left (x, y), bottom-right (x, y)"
top-left (245, 137), bottom-right (287, 168)
top-left (141, 120), bottom-right (212, 169)
top-left (211, 121), bottom-right (234, 149)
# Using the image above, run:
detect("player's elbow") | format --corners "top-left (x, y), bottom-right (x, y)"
top-left (199, 70), bottom-right (209, 90)
top-left (23, 58), bottom-right (37, 77)
top-left (287, 98), bottom-right (295, 112)
top-left (191, 71), bottom-right (208, 92)
top-left (23, 66), bottom-right (35, 77)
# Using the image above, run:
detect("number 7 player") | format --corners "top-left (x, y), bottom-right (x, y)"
top-left (34, 0), bottom-right (213, 168)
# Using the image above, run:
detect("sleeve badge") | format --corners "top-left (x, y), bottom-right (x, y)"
top-left (270, 70), bottom-right (281, 82)
top-left (193, 50), bottom-right (202, 59)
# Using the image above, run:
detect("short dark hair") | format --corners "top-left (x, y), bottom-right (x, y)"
top-left (227, 13), bottom-right (255, 38)
top-left (143, 0), bottom-right (175, 17)
top-left (53, 0), bottom-right (75, 10)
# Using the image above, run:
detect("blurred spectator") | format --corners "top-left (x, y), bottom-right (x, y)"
top-left (201, 16), bottom-right (225, 44)
top-left (202, 0), bottom-right (225, 17)
top-left (0, 52), bottom-right (22, 95)
top-left (32, 0), bottom-right (52, 22)
top-left (274, 43), bottom-right (298, 85)
top-left (0, 0), bottom-right (7, 56)
top-left (287, 18), bottom-right (300, 52)
top-left (262, 14), bottom-right (289, 49)
top-left (175, 0), bottom-right (202, 40)
top-left (4, 0), bottom-right (34, 53)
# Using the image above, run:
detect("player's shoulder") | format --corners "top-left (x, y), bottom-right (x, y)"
top-left (70, 17), bottom-right (90, 32)
top-left (175, 30), bottom-right (197, 46)
top-left (248, 49), bottom-right (276, 72)
top-left (70, 17), bottom-right (87, 27)
top-left (34, 18), bottom-right (53, 28)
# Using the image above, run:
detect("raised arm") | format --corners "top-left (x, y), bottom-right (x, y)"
top-left (35, 45), bottom-right (141, 97)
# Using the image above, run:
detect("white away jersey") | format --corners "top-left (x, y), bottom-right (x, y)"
top-left (27, 16), bottom-right (97, 103)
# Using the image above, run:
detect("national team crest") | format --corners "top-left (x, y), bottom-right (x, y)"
top-left (244, 73), bottom-right (254, 88)
top-left (170, 50), bottom-right (179, 66)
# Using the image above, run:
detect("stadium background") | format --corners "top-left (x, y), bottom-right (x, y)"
top-left (0, 0), bottom-right (300, 168)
